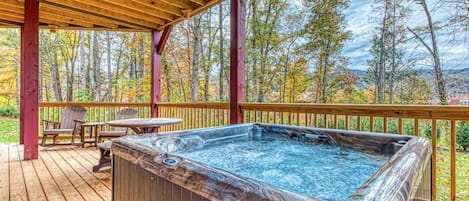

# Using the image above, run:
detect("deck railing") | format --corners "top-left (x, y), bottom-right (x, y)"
top-left (38, 102), bottom-right (469, 200)
top-left (156, 103), bottom-right (230, 132)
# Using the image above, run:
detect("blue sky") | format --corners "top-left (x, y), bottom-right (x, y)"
top-left (342, 0), bottom-right (468, 70)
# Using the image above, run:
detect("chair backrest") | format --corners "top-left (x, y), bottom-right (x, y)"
top-left (114, 108), bottom-right (138, 131)
top-left (59, 106), bottom-right (87, 129)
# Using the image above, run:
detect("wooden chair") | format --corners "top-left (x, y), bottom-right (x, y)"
top-left (98, 108), bottom-right (138, 143)
top-left (42, 106), bottom-right (87, 146)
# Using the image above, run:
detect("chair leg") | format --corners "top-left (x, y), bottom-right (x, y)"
top-left (53, 135), bottom-right (58, 144)
top-left (41, 135), bottom-right (47, 146)
top-left (71, 134), bottom-right (75, 144)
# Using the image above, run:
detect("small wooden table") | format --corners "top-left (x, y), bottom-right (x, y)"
top-left (106, 118), bottom-right (182, 134)
top-left (80, 122), bottom-right (106, 147)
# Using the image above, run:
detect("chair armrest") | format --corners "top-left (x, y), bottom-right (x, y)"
top-left (72, 120), bottom-right (86, 135)
top-left (42, 120), bottom-right (60, 129)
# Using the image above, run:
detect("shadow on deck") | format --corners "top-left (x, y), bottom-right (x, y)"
top-left (0, 143), bottom-right (111, 201)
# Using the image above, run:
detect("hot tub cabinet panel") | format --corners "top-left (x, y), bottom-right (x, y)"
top-left (112, 155), bottom-right (209, 201)
top-left (111, 124), bottom-right (431, 201)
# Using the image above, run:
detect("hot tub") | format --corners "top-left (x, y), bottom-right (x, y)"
top-left (111, 123), bottom-right (431, 201)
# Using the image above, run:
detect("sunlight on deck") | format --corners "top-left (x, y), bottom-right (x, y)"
top-left (0, 144), bottom-right (111, 201)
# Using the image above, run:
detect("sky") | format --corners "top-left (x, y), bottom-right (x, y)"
top-left (342, 0), bottom-right (469, 70)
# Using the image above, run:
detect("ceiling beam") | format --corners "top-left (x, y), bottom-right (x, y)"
top-left (158, 0), bottom-right (194, 9)
top-left (131, 0), bottom-right (182, 16)
top-left (41, 11), bottom-right (94, 28)
top-left (160, 0), bottom-right (221, 29)
top-left (70, 0), bottom-right (166, 25)
top-left (189, 0), bottom-right (205, 6)
top-left (41, 0), bottom-right (151, 30)
top-left (41, 6), bottom-right (118, 29)
top-left (102, 0), bottom-right (176, 21)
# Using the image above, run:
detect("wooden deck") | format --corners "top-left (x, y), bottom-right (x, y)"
top-left (0, 143), bottom-right (112, 201)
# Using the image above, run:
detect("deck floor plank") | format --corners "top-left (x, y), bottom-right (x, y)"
top-left (55, 148), bottom-right (111, 201)
top-left (1, 145), bottom-right (111, 201)
top-left (31, 154), bottom-right (66, 201)
top-left (18, 146), bottom-right (48, 201)
top-left (40, 148), bottom-right (86, 201)
top-left (9, 144), bottom-right (28, 201)
top-left (66, 149), bottom-right (112, 188)
top-left (45, 149), bottom-right (103, 201)
top-left (0, 144), bottom-right (10, 201)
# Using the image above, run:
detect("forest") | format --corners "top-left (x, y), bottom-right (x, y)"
top-left (0, 0), bottom-right (468, 107)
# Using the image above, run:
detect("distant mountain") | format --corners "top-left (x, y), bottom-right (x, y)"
top-left (350, 68), bottom-right (469, 98)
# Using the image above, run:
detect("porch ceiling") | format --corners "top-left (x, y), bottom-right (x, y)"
top-left (0, 0), bottom-right (221, 31)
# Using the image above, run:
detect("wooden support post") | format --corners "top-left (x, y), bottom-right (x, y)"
top-left (150, 26), bottom-right (172, 117)
top-left (20, 26), bottom-right (25, 145)
top-left (150, 30), bottom-right (161, 117)
top-left (23, 0), bottom-right (40, 160)
top-left (229, 0), bottom-right (246, 124)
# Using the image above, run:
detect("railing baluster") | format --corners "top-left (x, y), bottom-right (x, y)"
top-left (398, 118), bottom-right (403, 134)
top-left (431, 119), bottom-right (437, 201)
top-left (414, 119), bottom-right (419, 136)
top-left (370, 116), bottom-right (374, 132)
top-left (357, 116), bottom-right (361, 131)
top-left (345, 115), bottom-right (349, 130)
top-left (334, 115), bottom-right (338, 129)
top-left (383, 117), bottom-right (388, 133)
top-left (450, 120), bottom-right (456, 201)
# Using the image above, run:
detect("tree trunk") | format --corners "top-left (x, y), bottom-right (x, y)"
top-left (191, 16), bottom-right (201, 102)
top-left (79, 31), bottom-right (86, 90)
top-left (218, 3), bottom-right (224, 101)
top-left (204, 9), bottom-right (213, 102)
top-left (106, 32), bottom-right (113, 102)
top-left (44, 33), bottom-right (63, 102)
top-left (421, 0), bottom-right (447, 105)
top-left (377, 2), bottom-right (388, 104)
top-left (408, 0), bottom-right (447, 105)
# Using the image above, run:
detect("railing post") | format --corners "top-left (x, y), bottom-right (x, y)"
top-left (150, 27), bottom-right (172, 118)
top-left (22, 0), bottom-right (40, 160)
top-left (230, 0), bottom-right (246, 124)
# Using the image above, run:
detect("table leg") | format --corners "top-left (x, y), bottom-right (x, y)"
top-left (94, 126), bottom-right (98, 147)
top-left (131, 127), bottom-right (143, 134)
top-left (81, 126), bottom-right (85, 148)
top-left (142, 127), bottom-right (159, 133)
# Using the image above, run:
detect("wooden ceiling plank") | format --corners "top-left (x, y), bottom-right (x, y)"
top-left (40, 12), bottom-right (94, 28)
top-left (41, 0), bottom-right (150, 30)
top-left (0, 2), bottom-right (24, 14)
top-left (104, 0), bottom-right (176, 21)
top-left (39, 19), bottom-right (69, 27)
top-left (0, 19), bottom-right (22, 26)
top-left (0, 13), bottom-right (23, 23)
top-left (189, 0), bottom-right (205, 6)
top-left (41, 6), bottom-right (118, 28)
top-left (0, 0), bottom-right (23, 9)
top-left (0, 8), bottom-right (24, 20)
top-left (160, 0), bottom-right (221, 29)
top-left (158, 0), bottom-right (194, 9)
top-left (71, 0), bottom-right (166, 25)
top-left (131, 0), bottom-right (182, 16)
top-left (53, 26), bottom-right (149, 31)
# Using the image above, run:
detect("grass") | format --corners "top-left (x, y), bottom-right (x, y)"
top-left (437, 150), bottom-right (469, 200)
top-left (0, 118), bottom-right (468, 200)
top-left (0, 117), bottom-right (19, 143)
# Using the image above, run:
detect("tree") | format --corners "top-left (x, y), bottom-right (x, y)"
top-left (301, 0), bottom-right (350, 103)
top-left (456, 121), bottom-right (469, 150)
top-left (408, 0), bottom-right (447, 105)
top-left (366, 0), bottom-right (410, 104)
top-left (191, 15), bottom-right (202, 102)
